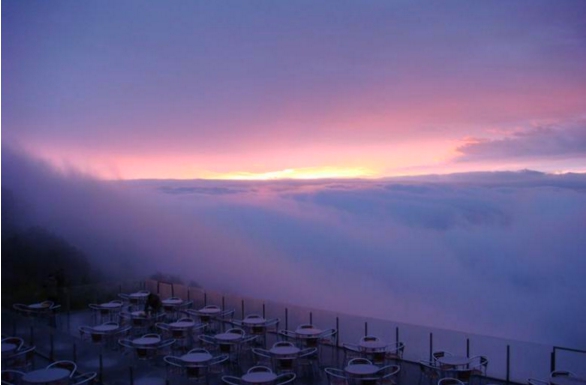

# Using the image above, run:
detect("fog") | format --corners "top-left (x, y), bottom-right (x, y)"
top-left (3, 146), bottom-right (586, 349)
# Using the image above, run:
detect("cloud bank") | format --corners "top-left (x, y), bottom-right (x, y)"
top-left (456, 121), bottom-right (586, 162)
top-left (3, 147), bottom-right (586, 349)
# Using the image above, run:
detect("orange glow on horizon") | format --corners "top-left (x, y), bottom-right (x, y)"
top-left (201, 166), bottom-right (377, 180)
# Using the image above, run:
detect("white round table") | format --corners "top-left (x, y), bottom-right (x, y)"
top-left (29, 303), bottom-right (50, 310)
top-left (242, 372), bottom-right (277, 384)
top-left (163, 299), bottom-right (183, 305)
top-left (100, 302), bottom-right (122, 309)
top-left (214, 333), bottom-right (242, 341)
top-left (23, 368), bottom-right (70, 384)
top-left (345, 364), bottom-right (380, 376)
top-left (93, 324), bottom-right (119, 332)
top-left (198, 307), bottom-right (221, 314)
top-left (181, 352), bottom-right (213, 363)
top-left (270, 346), bottom-right (300, 356)
top-left (130, 292), bottom-right (149, 299)
top-left (132, 337), bottom-right (161, 346)
top-left (437, 355), bottom-right (471, 367)
top-left (1, 342), bottom-right (17, 354)
top-left (359, 340), bottom-right (388, 352)
top-left (295, 327), bottom-right (322, 337)
top-left (243, 318), bottom-right (266, 325)
top-left (170, 321), bottom-right (195, 328)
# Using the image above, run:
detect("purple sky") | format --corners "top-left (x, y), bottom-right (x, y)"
top-left (3, 0), bottom-right (586, 178)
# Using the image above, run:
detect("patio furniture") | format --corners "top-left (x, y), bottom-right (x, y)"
top-left (1, 370), bottom-right (24, 385)
top-left (438, 378), bottom-right (466, 385)
top-left (119, 334), bottom-right (175, 361)
top-left (164, 349), bottom-right (229, 384)
top-left (469, 356), bottom-right (488, 377)
top-left (222, 367), bottom-right (295, 385)
top-left (325, 368), bottom-right (349, 385)
top-left (418, 360), bottom-right (441, 385)
top-left (2, 346), bottom-right (36, 372)
top-left (45, 362), bottom-right (77, 378)
top-left (70, 372), bottom-right (97, 385)
top-left (88, 300), bottom-right (124, 323)
top-left (22, 368), bottom-right (70, 385)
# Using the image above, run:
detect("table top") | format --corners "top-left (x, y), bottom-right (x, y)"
top-left (163, 299), bottom-right (183, 305)
top-left (295, 327), bottom-right (322, 336)
top-left (2, 342), bottom-right (17, 353)
top-left (243, 318), bottom-right (267, 325)
top-left (99, 302), bottom-right (123, 309)
top-left (270, 346), bottom-right (300, 356)
top-left (170, 321), bottom-right (196, 328)
top-left (23, 368), bottom-right (70, 383)
top-left (437, 355), bottom-right (471, 366)
top-left (132, 337), bottom-right (161, 346)
top-left (242, 372), bottom-right (278, 384)
top-left (129, 292), bottom-right (149, 298)
top-left (131, 311), bottom-right (146, 317)
top-left (93, 324), bottom-right (119, 332)
top-left (550, 377), bottom-right (586, 385)
top-left (345, 364), bottom-right (380, 376)
top-left (198, 307), bottom-right (221, 314)
top-left (29, 303), bottom-right (50, 310)
top-left (359, 340), bottom-right (388, 351)
top-left (215, 333), bottom-right (242, 341)
top-left (181, 352), bottom-right (213, 363)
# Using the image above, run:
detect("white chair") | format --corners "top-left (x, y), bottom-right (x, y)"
top-left (385, 342), bottom-right (405, 361)
top-left (347, 357), bottom-right (372, 366)
top-left (438, 378), bottom-right (466, 385)
top-left (1, 338), bottom-right (24, 352)
top-left (325, 368), bottom-right (348, 385)
top-left (469, 356), bottom-right (488, 377)
top-left (419, 360), bottom-right (441, 385)
top-left (377, 364), bottom-right (401, 385)
top-left (528, 379), bottom-right (548, 385)
top-left (1, 370), bottom-right (24, 385)
top-left (46, 360), bottom-right (77, 377)
top-left (551, 371), bottom-right (575, 378)
top-left (70, 372), bottom-right (97, 385)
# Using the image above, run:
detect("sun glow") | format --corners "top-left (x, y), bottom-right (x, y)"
top-left (204, 166), bottom-right (376, 180)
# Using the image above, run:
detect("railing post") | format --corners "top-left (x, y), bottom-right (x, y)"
top-left (429, 332), bottom-right (433, 362)
top-left (262, 303), bottom-right (266, 318)
top-left (309, 311), bottom-right (313, 324)
top-left (506, 345), bottom-right (510, 383)
top-left (73, 343), bottom-right (77, 362)
top-left (336, 317), bottom-right (340, 347)
top-left (222, 296), bottom-right (226, 311)
top-left (99, 354), bottom-right (103, 385)
top-left (466, 338), bottom-right (470, 357)
top-left (129, 367), bottom-right (134, 385)
top-left (30, 326), bottom-right (35, 346)
top-left (171, 283), bottom-right (175, 297)
top-left (364, 322), bottom-right (368, 337)
top-left (204, 292), bottom-right (207, 306)
top-left (50, 333), bottom-right (54, 361)
top-left (395, 327), bottom-right (399, 345)
top-left (550, 348), bottom-right (556, 372)
top-left (241, 299), bottom-right (245, 319)
top-left (285, 308), bottom-right (289, 331)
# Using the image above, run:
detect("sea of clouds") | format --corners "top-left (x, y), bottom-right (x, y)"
top-left (3, 146), bottom-right (586, 349)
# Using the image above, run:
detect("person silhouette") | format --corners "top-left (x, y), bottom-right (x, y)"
top-left (144, 293), bottom-right (162, 316)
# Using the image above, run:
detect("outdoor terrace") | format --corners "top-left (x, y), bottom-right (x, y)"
top-left (2, 279), bottom-right (585, 385)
